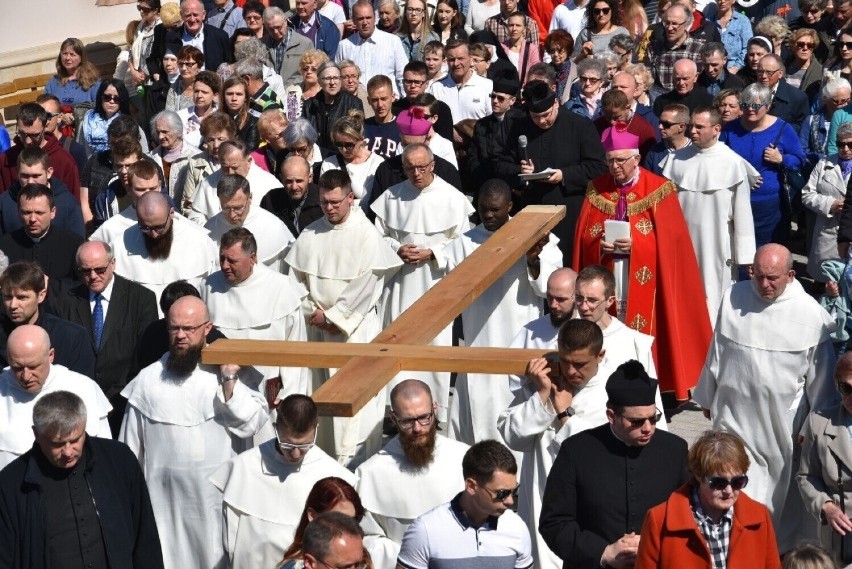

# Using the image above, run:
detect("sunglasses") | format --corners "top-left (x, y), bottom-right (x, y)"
top-left (618, 410), bottom-right (663, 427)
top-left (841, 41), bottom-right (852, 50)
top-left (102, 94), bottom-right (121, 103)
top-left (78, 265), bottom-right (111, 276)
top-left (659, 119), bottom-right (683, 128)
top-left (838, 382), bottom-right (852, 395)
top-left (490, 92), bottom-right (510, 101)
top-left (138, 5), bottom-right (155, 13)
top-left (705, 475), bottom-right (749, 491)
top-left (335, 141), bottom-right (358, 150)
top-left (740, 102), bottom-right (767, 111)
top-left (579, 75), bottom-right (602, 83)
top-left (796, 41), bottom-right (816, 49)
top-left (481, 483), bottom-right (520, 501)
top-left (593, 7), bottom-right (611, 14)
top-left (805, 6), bottom-right (822, 12)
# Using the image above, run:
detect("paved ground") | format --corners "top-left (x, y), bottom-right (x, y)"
top-left (665, 400), bottom-right (709, 447)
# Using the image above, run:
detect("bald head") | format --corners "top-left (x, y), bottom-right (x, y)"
top-left (673, 59), bottom-right (697, 94)
top-left (137, 191), bottom-right (171, 219)
top-left (7, 325), bottom-right (53, 392)
top-left (548, 268), bottom-right (578, 325)
top-left (390, 379), bottom-right (433, 410)
top-left (610, 72), bottom-right (637, 101)
top-left (752, 244), bottom-right (794, 300)
top-left (169, 295), bottom-right (210, 325)
top-left (8, 325), bottom-right (51, 358)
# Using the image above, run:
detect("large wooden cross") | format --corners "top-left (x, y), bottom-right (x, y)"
top-left (201, 205), bottom-right (566, 416)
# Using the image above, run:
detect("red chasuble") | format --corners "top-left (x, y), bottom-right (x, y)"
top-left (572, 167), bottom-right (711, 399)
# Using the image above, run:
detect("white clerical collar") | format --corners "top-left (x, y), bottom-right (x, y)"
top-left (28, 227), bottom-right (50, 243)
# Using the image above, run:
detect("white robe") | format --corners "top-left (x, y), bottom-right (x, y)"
top-left (90, 205), bottom-right (138, 245)
top-left (0, 364), bottom-right (112, 470)
top-left (119, 356), bottom-right (269, 569)
top-left (201, 264), bottom-right (311, 445)
top-left (189, 163), bottom-right (281, 224)
top-left (204, 205), bottom-right (295, 272)
top-left (285, 208), bottom-right (403, 466)
top-left (693, 279), bottom-right (839, 552)
top-left (112, 215), bottom-right (219, 316)
top-left (356, 434), bottom-right (469, 544)
top-left (209, 440), bottom-right (357, 569)
top-left (371, 177), bottom-right (474, 420)
top-left (661, 142), bottom-right (757, 322)
top-left (498, 363), bottom-right (613, 569)
top-left (440, 223), bottom-right (562, 446)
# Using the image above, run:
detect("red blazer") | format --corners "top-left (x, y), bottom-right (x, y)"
top-left (636, 484), bottom-right (781, 569)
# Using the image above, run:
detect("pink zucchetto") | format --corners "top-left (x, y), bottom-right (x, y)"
top-left (601, 126), bottom-right (640, 152)
top-left (397, 108), bottom-right (432, 136)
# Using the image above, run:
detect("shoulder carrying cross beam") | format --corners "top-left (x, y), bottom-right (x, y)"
top-left (201, 205), bottom-right (566, 416)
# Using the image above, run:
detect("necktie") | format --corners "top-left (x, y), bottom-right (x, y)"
top-left (841, 159), bottom-right (852, 179)
top-left (93, 293), bottom-right (104, 349)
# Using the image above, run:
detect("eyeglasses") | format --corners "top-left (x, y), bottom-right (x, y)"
top-left (574, 294), bottom-right (606, 307)
top-left (593, 7), bottom-right (610, 14)
top-left (403, 78), bottom-right (426, 86)
top-left (805, 6), bottom-right (822, 12)
top-left (605, 155), bottom-right (637, 166)
top-left (19, 130), bottom-right (45, 141)
top-left (403, 161), bottom-right (434, 173)
top-left (222, 203), bottom-right (248, 215)
top-left (662, 19), bottom-right (686, 28)
top-left (481, 483), bottom-right (520, 502)
top-left (392, 410), bottom-right (434, 430)
top-left (335, 140), bottom-right (358, 150)
top-left (838, 141), bottom-right (852, 149)
top-left (755, 68), bottom-right (781, 76)
top-left (739, 102), bottom-right (767, 111)
top-left (842, 41), bottom-right (852, 50)
top-left (320, 195), bottom-right (350, 207)
top-left (78, 265), bottom-right (111, 276)
top-left (315, 558), bottom-right (368, 569)
top-left (407, 6), bottom-right (425, 13)
top-left (705, 475), bottom-right (749, 491)
top-left (167, 320), bottom-right (209, 334)
top-left (659, 119), bottom-right (683, 129)
top-left (796, 41), bottom-right (816, 49)
top-left (490, 93), bottom-right (510, 101)
top-left (618, 409), bottom-right (663, 427)
top-left (178, 60), bottom-right (199, 68)
top-left (139, 220), bottom-right (170, 234)
top-left (290, 144), bottom-right (310, 154)
top-left (276, 429), bottom-right (317, 453)
top-left (138, 5), bottom-right (155, 13)
top-left (244, 13), bottom-right (262, 21)
top-left (342, 73), bottom-right (359, 81)
top-left (579, 75), bottom-right (602, 83)
top-left (320, 75), bottom-right (341, 83)
top-left (838, 382), bottom-right (852, 395)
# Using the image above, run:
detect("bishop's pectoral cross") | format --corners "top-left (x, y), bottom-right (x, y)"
top-left (201, 205), bottom-right (565, 416)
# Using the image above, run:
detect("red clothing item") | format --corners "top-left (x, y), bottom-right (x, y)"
top-left (594, 114), bottom-right (658, 162)
top-left (636, 484), bottom-right (781, 569)
top-left (0, 134), bottom-right (80, 201)
top-left (572, 167), bottom-right (711, 399)
top-left (527, 0), bottom-right (561, 45)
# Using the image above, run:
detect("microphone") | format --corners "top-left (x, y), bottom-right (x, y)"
top-left (518, 135), bottom-right (528, 164)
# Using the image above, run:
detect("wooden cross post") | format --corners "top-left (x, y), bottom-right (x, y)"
top-left (201, 205), bottom-right (566, 416)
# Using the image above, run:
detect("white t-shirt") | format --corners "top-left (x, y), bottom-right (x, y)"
top-left (319, 1), bottom-right (346, 24)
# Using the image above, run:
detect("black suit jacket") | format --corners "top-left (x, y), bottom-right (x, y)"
top-left (148, 23), bottom-right (233, 76)
top-left (54, 275), bottom-right (158, 398)
top-left (770, 80), bottom-right (810, 131)
top-left (260, 184), bottom-right (324, 236)
top-left (539, 424), bottom-right (689, 569)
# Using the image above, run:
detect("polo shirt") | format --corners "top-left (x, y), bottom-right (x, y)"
top-left (397, 493), bottom-right (533, 569)
top-left (427, 72), bottom-right (493, 123)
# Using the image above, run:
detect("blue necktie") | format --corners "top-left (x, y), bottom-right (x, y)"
top-left (93, 293), bottom-right (104, 349)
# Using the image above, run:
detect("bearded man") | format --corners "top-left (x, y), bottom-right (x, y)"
top-left (111, 191), bottom-right (218, 316)
top-left (119, 296), bottom-right (268, 569)
top-left (356, 380), bottom-right (469, 547)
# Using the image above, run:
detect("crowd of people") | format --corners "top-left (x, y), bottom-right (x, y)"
top-left (7, 0), bottom-right (852, 566)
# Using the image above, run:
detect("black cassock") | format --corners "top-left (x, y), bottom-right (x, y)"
top-left (539, 423), bottom-right (689, 569)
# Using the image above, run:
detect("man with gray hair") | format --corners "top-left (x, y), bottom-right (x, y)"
top-left (148, 110), bottom-right (196, 204)
top-left (289, 0), bottom-right (341, 58)
top-left (642, 3), bottom-right (703, 94)
top-left (235, 57), bottom-right (285, 117)
top-left (652, 58), bottom-right (713, 114)
top-left (0, 390), bottom-right (164, 569)
top-left (263, 6), bottom-right (314, 86)
top-left (204, 174), bottom-right (294, 270)
top-left (371, 143), bottom-right (474, 418)
top-left (0, 325), bottom-right (112, 470)
top-left (757, 53), bottom-right (809, 129)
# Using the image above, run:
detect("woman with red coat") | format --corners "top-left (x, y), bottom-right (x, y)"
top-left (636, 430), bottom-right (781, 569)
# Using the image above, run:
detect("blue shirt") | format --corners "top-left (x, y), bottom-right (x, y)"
top-left (704, 6), bottom-right (753, 70)
top-left (44, 76), bottom-right (100, 107)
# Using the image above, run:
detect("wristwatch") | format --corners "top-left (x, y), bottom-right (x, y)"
top-left (556, 406), bottom-right (575, 420)
top-left (220, 372), bottom-right (239, 384)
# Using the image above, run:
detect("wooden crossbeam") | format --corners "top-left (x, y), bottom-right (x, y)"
top-left (202, 340), bottom-right (552, 374)
top-left (200, 205), bottom-right (565, 416)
